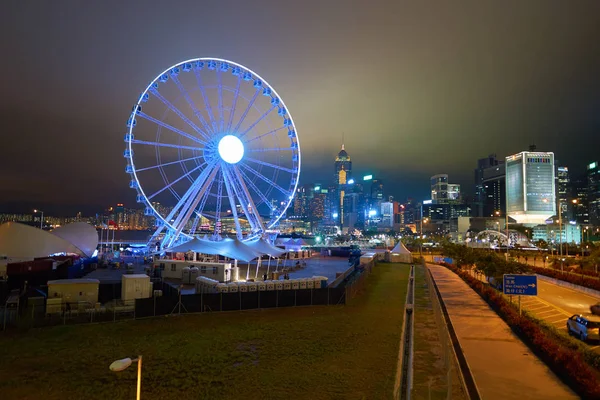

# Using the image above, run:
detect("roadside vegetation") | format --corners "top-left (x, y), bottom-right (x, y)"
top-left (0, 264), bottom-right (409, 400)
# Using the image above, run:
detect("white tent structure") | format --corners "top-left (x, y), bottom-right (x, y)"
top-left (0, 222), bottom-right (98, 259)
top-left (168, 238), bottom-right (261, 263)
top-left (51, 222), bottom-right (99, 258)
top-left (390, 240), bottom-right (413, 264)
top-left (245, 239), bottom-right (286, 258)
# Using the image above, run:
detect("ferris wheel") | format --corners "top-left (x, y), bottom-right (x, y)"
top-left (123, 58), bottom-right (301, 248)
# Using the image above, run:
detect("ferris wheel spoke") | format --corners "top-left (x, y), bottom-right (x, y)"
top-left (237, 166), bottom-right (275, 212)
top-left (191, 176), bottom-right (216, 233)
top-left (131, 139), bottom-right (202, 152)
top-left (136, 112), bottom-right (207, 146)
top-left (232, 165), bottom-right (266, 233)
top-left (245, 157), bottom-right (296, 174)
top-left (247, 147), bottom-right (294, 153)
top-left (148, 87), bottom-right (209, 140)
top-left (226, 75), bottom-right (243, 132)
top-left (224, 165), bottom-right (263, 235)
top-left (239, 163), bottom-right (290, 197)
top-left (244, 126), bottom-right (287, 144)
top-left (147, 161), bottom-right (207, 200)
top-left (238, 104), bottom-right (277, 139)
top-left (170, 165), bottom-right (220, 239)
top-left (221, 166), bottom-right (244, 239)
top-left (193, 68), bottom-right (219, 133)
top-left (161, 160), bottom-right (216, 226)
top-left (217, 68), bottom-right (225, 132)
top-left (232, 89), bottom-right (260, 133)
top-left (135, 155), bottom-right (204, 172)
top-left (170, 75), bottom-right (213, 139)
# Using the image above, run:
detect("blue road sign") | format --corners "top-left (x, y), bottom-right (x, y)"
top-left (503, 274), bottom-right (537, 296)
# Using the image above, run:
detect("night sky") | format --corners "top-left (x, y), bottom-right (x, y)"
top-left (1, 1), bottom-right (600, 215)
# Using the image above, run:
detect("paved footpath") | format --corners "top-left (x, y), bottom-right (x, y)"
top-left (428, 264), bottom-right (578, 400)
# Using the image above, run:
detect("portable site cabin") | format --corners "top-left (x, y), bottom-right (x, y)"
top-left (159, 260), bottom-right (236, 283)
top-left (121, 274), bottom-right (153, 301)
top-left (46, 278), bottom-right (100, 313)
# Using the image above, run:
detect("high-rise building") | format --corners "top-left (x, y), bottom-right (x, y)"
top-left (588, 161), bottom-right (600, 226)
top-left (474, 154), bottom-right (502, 217)
top-left (370, 179), bottom-right (384, 203)
top-left (380, 201), bottom-right (394, 228)
top-left (448, 184), bottom-right (461, 202)
top-left (482, 164), bottom-right (506, 217)
top-left (556, 166), bottom-right (571, 221)
top-left (334, 144), bottom-right (352, 225)
top-left (309, 185), bottom-right (326, 224)
top-left (572, 175), bottom-right (589, 224)
top-left (506, 151), bottom-right (556, 225)
top-left (431, 174), bottom-right (449, 203)
top-left (431, 174), bottom-right (460, 204)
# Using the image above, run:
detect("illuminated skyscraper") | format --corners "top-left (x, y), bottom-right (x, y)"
top-left (589, 161), bottom-right (600, 225)
top-left (334, 143), bottom-right (352, 225)
top-left (506, 151), bottom-right (556, 225)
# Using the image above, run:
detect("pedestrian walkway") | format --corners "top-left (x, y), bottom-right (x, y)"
top-left (427, 264), bottom-right (577, 400)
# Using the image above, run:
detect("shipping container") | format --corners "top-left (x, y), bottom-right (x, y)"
top-left (121, 274), bottom-right (152, 301)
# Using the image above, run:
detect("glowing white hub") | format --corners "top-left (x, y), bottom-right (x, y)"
top-left (218, 135), bottom-right (244, 164)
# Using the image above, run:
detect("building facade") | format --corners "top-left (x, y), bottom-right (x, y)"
top-left (506, 151), bottom-right (556, 225)
top-left (589, 161), bottom-right (600, 226)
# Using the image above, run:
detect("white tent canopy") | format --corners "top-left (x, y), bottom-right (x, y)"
top-left (391, 241), bottom-right (411, 255)
top-left (245, 239), bottom-right (286, 257)
top-left (0, 222), bottom-right (97, 259)
top-left (51, 222), bottom-right (99, 258)
top-left (167, 238), bottom-right (262, 262)
top-left (391, 240), bottom-right (413, 263)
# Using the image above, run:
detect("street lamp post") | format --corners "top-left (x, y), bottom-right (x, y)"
top-left (33, 209), bottom-right (44, 230)
top-left (110, 356), bottom-right (142, 400)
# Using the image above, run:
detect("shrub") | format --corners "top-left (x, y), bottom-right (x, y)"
top-left (529, 265), bottom-right (600, 292)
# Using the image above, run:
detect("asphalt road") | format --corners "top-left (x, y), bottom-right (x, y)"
top-left (518, 279), bottom-right (600, 351)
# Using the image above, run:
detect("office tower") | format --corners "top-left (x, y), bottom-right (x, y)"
top-left (474, 154), bottom-right (502, 216)
top-left (589, 161), bottom-right (600, 226)
top-left (482, 164), bottom-right (506, 217)
top-left (572, 175), bottom-right (589, 224)
top-left (506, 151), bottom-right (556, 225)
top-left (556, 166), bottom-right (571, 221)
top-left (431, 174), bottom-right (448, 203)
top-left (334, 143), bottom-right (352, 225)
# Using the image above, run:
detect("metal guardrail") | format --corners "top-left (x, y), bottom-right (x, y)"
top-left (396, 265), bottom-right (415, 400)
top-left (426, 265), bottom-right (480, 400)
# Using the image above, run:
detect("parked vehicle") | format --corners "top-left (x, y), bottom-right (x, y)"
top-left (567, 314), bottom-right (600, 342)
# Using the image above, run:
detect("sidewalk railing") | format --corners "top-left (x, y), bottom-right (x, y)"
top-left (425, 264), bottom-right (479, 400)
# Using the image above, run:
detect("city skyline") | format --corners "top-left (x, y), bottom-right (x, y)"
top-left (1, 1), bottom-right (600, 214)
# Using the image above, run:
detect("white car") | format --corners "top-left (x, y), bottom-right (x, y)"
top-left (567, 314), bottom-right (600, 342)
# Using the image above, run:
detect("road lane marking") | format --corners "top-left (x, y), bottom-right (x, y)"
top-left (537, 309), bottom-right (563, 316)
top-left (534, 297), bottom-right (572, 317)
top-left (539, 280), bottom-right (600, 301)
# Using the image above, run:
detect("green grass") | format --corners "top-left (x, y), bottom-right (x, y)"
top-left (412, 265), bottom-right (466, 400)
top-left (0, 264), bottom-right (409, 400)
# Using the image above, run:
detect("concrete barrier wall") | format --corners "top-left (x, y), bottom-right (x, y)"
top-left (536, 274), bottom-right (600, 298)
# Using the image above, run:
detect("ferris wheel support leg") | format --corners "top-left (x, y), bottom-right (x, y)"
top-left (169, 166), bottom-right (221, 247)
top-left (223, 166), bottom-right (256, 237)
top-left (221, 165), bottom-right (244, 240)
top-left (233, 165), bottom-right (266, 234)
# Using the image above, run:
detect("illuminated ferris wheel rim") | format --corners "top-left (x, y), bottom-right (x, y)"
top-left (125, 57), bottom-right (301, 242)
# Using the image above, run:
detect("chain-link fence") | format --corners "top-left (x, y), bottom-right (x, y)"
top-left (1, 282), bottom-right (347, 331)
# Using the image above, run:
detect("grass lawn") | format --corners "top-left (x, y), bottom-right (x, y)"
top-left (0, 263), bottom-right (409, 400)
top-left (412, 265), bottom-right (466, 400)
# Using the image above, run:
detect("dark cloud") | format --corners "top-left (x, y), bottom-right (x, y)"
top-left (1, 0), bottom-right (599, 213)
